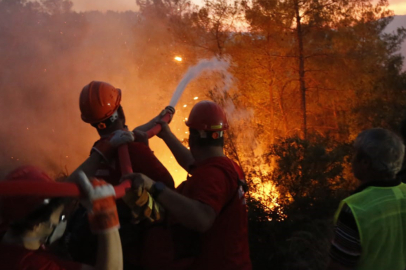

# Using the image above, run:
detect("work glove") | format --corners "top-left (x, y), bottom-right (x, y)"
top-left (76, 171), bottom-right (119, 233)
top-left (122, 183), bottom-right (164, 224)
top-left (92, 129), bottom-right (134, 162)
top-left (133, 129), bottom-right (149, 146)
top-left (157, 106), bottom-right (174, 124)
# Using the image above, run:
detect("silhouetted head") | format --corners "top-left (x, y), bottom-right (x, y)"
top-left (352, 128), bottom-right (404, 182)
top-left (185, 101), bottom-right (228, 157)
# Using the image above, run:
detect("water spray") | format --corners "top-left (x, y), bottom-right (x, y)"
top-left (169, 58), bottom-right (230, 107)
top-left (0, 58), bottom-right (229, 198)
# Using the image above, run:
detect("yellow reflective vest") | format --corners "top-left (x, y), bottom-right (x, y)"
top-left (335, 183), bottom-right (406, 270)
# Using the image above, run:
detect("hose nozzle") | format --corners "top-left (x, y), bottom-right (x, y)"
top-left (165, 105), bottom-right (175, 115)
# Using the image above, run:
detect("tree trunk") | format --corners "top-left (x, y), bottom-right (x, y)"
top-left (294, 0), bottom-right (307, 140)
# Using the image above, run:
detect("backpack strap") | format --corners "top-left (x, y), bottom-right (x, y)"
top-left (230, 161), bottom-right (249, 193)
top-left (217, 160), bottom-right (248, 214)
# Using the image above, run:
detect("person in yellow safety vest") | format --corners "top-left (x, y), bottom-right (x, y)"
top-left (327, 128), bottom-right (406, 270)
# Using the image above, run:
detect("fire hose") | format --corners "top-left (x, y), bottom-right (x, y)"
top-left (0, 106), bottom-right (175, 199)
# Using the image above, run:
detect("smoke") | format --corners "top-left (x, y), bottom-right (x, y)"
top-left (0, 2), bottom-right (174, 179)
top-left (0, 1), bottom-right (246, 185)
top-left (70, 0), bottom-right (138, 13)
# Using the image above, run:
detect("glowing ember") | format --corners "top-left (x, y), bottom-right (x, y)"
top-left (174, 56), bottom-right (182, 62)
top-left (193, 97), bottom-right (198, 100)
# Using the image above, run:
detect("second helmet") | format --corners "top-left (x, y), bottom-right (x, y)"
top-left (186, 100), bottom-right (229, 131)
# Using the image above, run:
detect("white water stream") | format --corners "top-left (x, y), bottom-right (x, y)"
top-left (169, 58), bottom-right (231, 107)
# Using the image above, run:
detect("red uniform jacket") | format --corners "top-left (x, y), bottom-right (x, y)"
top-left (173, 156), bottom-right (252, 270)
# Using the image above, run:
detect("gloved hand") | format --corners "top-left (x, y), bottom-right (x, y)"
top-left (133, 129), bottom-right (149, 146)
top-left (157, 107), bottom-right (174, 124)
top-left (122, 188), bottom-right (163, 223)
top-left (122, 174), bottom-right (163, 223)
top-left (92, 129), bottom-right (134, 162)
top-left (76, 171), bottom-right (119, 233)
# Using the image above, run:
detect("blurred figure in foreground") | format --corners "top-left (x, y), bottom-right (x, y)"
top-left (327, 128), bottom-right (406, 270)
top-left (0, 166), bottom-right (123, 270)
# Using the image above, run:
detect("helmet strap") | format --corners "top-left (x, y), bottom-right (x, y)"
top-left (109, 110), bottom-right (119, 123)
top-left (94, 110), bottom-right (119, 130)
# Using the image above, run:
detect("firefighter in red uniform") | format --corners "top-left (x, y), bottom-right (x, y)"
top-left (0, 166), bottom-right (123, 270)
top-left (66, 81), bottom-right (175, 269)
top-left (126, 100), bottom-right (252, 270)
top-left (78, 81), bottom-right (174, 189)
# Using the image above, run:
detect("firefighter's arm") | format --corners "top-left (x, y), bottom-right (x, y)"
top-left (157, 120), bottom-right (195, 171)
top-left (67, 130), bottom-right (135, 182)
top-left (134, 118), bottom-right (158, 133)
top-left (76, 172), bottom-right (123, 270)
top-left (158, 185), bottom-right (215, 232)
top-left (125, 173), bottom-right (215, 232)
top-left (94, 231), bottom-right (123, 270)
top-left (134, 108), bottom-right (173, 132)
top-left (67, 151), bottom-right (104, 182)
top-left (80, 231), bottom-right (124, 270)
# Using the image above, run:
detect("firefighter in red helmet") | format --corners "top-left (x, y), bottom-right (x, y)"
top-left (77, 81), bottom-right (173, 188)
top-left (70, 81), bottom-right (174, 269)
top-left (126, 100), bottom-right (252, 270)
top-left (0, 166), bottom-right (123, 270)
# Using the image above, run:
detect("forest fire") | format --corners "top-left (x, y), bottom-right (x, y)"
top-left (0, 0), bottom-right (405, 269)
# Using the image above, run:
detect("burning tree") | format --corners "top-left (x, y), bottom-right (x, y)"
top-left (0, 0), bottom-right (405, 268)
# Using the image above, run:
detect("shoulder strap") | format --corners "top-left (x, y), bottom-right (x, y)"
top-left (217, 160), bottom-right (248, 214)
top-left (230, 160), bottom-right (249, 193)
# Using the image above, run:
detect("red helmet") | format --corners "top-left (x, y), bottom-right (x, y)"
top-left (79, 81), bottom-right (122, 124)
top-left (0, 166), bottom-right (55, 223)
top-left (186, 100), bottom-right (229, 131)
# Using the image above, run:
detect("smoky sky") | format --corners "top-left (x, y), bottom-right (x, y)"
top-left (0, 1), bottom-right (198, 183)
top-left (68, 0), bottom-right (406, 14)
top-left (70, 0), bottom-right (138, 12)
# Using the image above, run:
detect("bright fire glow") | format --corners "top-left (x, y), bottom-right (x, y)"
top-left (174, 56), bottom-right (182, 62)
top-left (250, 179), bottom-right (280, 208)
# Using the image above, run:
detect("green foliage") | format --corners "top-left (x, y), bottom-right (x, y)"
top-left (269, 135), bottom-right (354, 218)
top-left (246, 135), bottom-right (355, 270)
